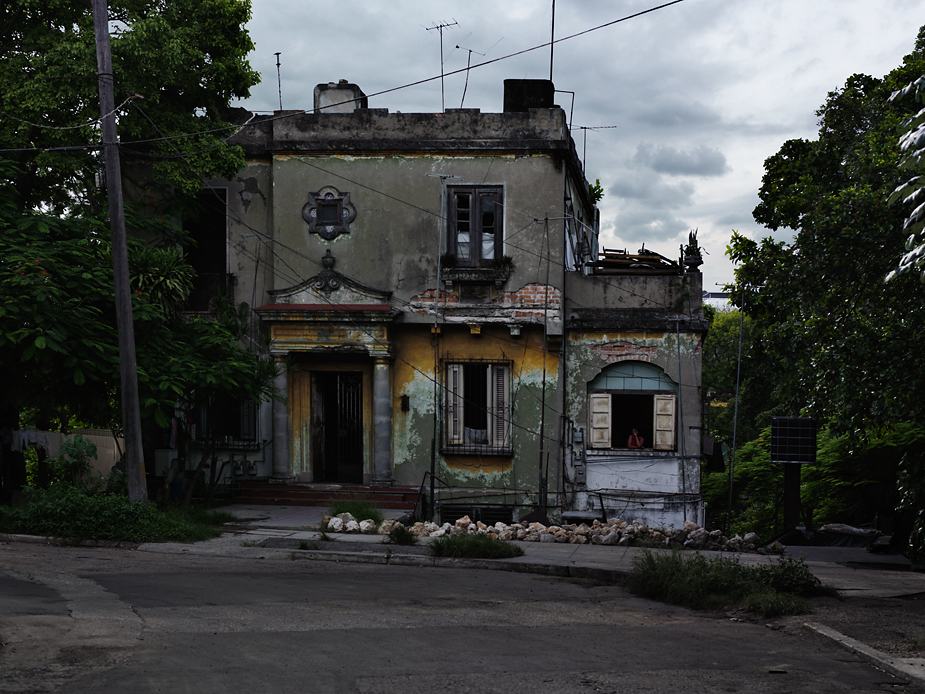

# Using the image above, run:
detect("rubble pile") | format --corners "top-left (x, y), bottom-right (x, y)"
top-left (325, 512), bottom-right (780, 554)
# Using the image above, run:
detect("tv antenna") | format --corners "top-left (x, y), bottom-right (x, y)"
top-left (274, 52), bottom-right (282, 110)
top-left (575, 125), bottom-right (619, 172)
top-left (425, 19), bottom-right (458, 112)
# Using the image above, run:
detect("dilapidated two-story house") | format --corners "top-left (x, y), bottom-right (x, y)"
top-left (190, 79), bottom-right (707, 527)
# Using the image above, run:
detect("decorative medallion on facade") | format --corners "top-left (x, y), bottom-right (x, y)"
top-left (302, 186), bottom-right (357, 240)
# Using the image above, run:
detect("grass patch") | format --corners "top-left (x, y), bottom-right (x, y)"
top-left (625, 550), bottom-right (838, 617)
top-left (429, 533), bottom-right (525, 559)
top-left (0, 484), bottom-right (233, 543)
top-left (386, 523), bottom-right (418, 545)
top-left (326, 497), bottom-right (384, 527)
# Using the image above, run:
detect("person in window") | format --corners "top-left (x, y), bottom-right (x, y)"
top-left (627, 428), bottom-right (645, 449)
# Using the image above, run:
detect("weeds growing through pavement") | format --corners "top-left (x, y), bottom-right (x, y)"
top-left (625, 550), bottom-right (838, 617)
top-left (428, 533), bottom-right (525, 559)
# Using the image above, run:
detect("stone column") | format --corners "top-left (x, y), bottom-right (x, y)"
top-left (372, 356), bottom-right (393, 487)
top-left (270, 353), bottom-right (292, 482)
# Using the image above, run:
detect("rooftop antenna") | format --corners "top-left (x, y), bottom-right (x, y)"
top-left (426, 19), bottom-right (458, 112)
top-left (549, 0), bottom-right (556, 81)
top-left (455, 44), bottom-right (484, 108)
top-left (575, 125), bottom-right (619, 172)
top-left (274, 52), bottom-right (282, 110)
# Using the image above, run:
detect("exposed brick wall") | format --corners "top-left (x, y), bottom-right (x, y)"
top-left (590, 341), bottom-right (658, 363)
top-left (408, 288), bottom-right (459, 314)
top-left (494, 283), bottom-right (561, 307)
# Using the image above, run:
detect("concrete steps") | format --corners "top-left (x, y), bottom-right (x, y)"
top-left (233, 482), bottom-right (421, 511)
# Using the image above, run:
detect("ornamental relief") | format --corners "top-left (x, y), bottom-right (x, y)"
top-left (302, 185), bottom-right (357, 240)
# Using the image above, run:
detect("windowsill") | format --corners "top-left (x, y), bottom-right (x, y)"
top-left (442, 446), bottom-right (513, 457)
top-left (587, 448), bottom-right (676, 456)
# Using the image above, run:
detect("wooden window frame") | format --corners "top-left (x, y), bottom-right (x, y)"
top-left (588, 392), bottom-right (676, 451)
top-left (447, 186), bottom-right (503, 267)
top-left (445, 361), bottom-right (512, 455)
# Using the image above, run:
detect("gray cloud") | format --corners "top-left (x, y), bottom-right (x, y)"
top-left (631, 144), bottom-right (730, 177)
top-left (606, 207), bottom-right (691, 249)
top-left (608, 169), bottom-right (695, 209)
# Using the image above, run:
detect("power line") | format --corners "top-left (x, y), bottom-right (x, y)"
top-left (0, 0), bottom-right (686, 154)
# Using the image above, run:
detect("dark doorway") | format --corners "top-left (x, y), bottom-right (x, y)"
top-left (311, 372), bottom-right (364, 483)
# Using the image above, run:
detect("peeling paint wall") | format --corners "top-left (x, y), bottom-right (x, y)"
top-left (561, 272), bottom-right (706, 527)
top-left (389, 323), bottom-right (559, 502)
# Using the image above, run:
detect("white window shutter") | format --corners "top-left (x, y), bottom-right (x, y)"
top-left (653, 394), bottom-right (676, 450)
top-left (589, 394), bottom-right (611, 449)
top-left (447, 364), bottom-right (465, 445)
top-left (488, 364), bottom-right (510, 448)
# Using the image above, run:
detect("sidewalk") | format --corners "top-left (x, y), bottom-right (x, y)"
top-left (186, 503), bottom-right (925, 598)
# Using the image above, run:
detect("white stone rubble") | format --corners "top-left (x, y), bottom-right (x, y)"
top-left (324, 513), bottom-right (774, 553)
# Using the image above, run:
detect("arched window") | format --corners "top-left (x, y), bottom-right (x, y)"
top-left (587, 362), bottom-right (677, 451)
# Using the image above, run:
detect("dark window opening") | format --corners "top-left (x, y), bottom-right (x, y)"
top-left (612, 393), bottom-right (653, 449)
top-left (186, 190), bottom-right (231, 310)
top-left (463, 363), bottom-right (489, 442)
top-left (195, 397), bottom-right (256, 446)
top-left (319, 200), bottom-right (340, 224)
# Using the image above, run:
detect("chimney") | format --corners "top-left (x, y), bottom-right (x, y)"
top-left (313, 81), bottom-right (368, 114)
top-left (503, 79), bottom-right (555, 113)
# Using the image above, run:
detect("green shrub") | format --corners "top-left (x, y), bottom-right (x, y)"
top-left (326, 498), bottom-right (383, 527)
top-left (429, 533), bottom-right (525, 559)
top-left (626, 550), bottom-right (837, 616)
top-left (0, 484), bottom-right (230, 543)
top-left (387, 523), bottom-right (418, 545)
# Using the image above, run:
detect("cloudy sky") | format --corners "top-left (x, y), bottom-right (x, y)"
top-left (234, 0), bottom-right (923, 290)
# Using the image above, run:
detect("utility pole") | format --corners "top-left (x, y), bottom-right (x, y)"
top-left (92, 0), bottom-right (147, 503)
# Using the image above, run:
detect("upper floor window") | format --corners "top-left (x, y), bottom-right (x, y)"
top-left (448, 187), bottom-right (503, 267)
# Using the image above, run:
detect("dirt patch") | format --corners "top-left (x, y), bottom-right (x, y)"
top-left (729, 593), bottom-right (925, 658)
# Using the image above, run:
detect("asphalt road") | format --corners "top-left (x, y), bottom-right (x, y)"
top-left (1, 542), bottom-right (919, 693)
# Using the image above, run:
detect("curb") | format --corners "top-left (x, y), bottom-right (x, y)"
top-left (805, 622), bottom-right (925, 686)
top-left (0, 533), bottom-right (139, 550)
top-left (282, 547), bottom-right (625, 582)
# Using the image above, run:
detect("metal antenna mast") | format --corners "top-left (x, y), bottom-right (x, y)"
top-left (426, 20), bottom-right (458, 112)
top-left (274, 52), bottom-right (282, 110)
top-left (455, 44), bottom-right (484, 108)
top-left (549, 0), bottom-right (556, 81)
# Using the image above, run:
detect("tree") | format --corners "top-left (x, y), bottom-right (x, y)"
top-left (729, 27), bottom-right (925, 435)
top-left (887, 54), bottom-right (925, 280)
top-left (701, 305), bottom-right (776, 449)
top-left (0, 167), bottom-right (278, 503)
top-left (1, 0), bottom-right (265, 503)
top-left (0, 0), bottom-right (258, 214)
